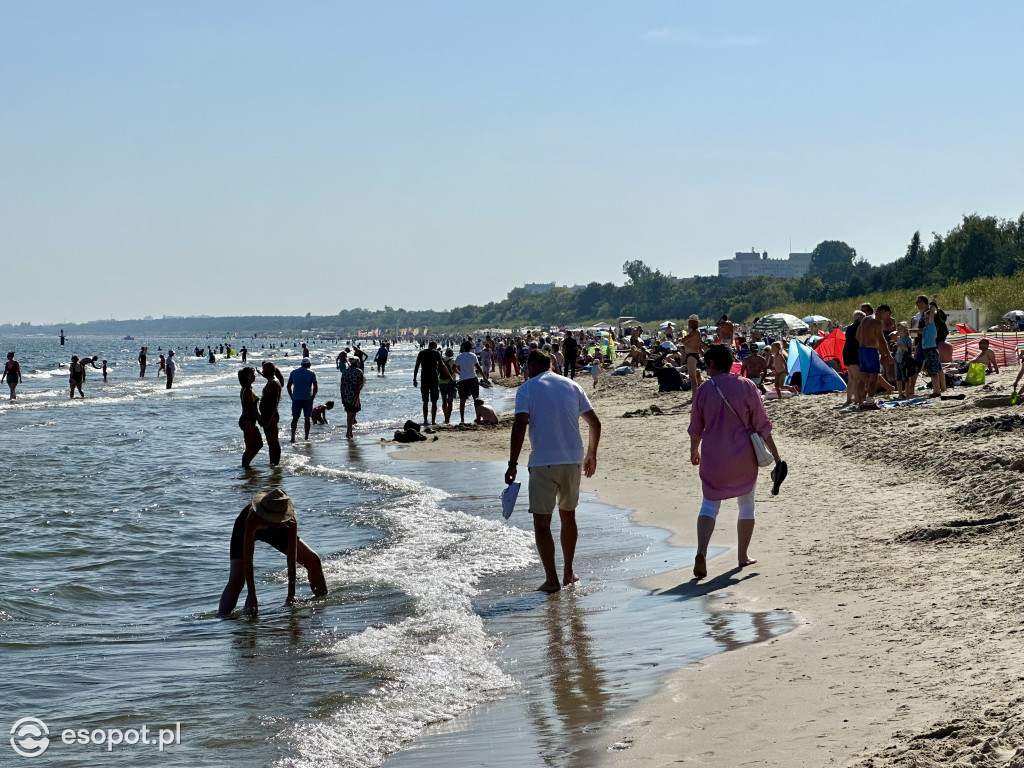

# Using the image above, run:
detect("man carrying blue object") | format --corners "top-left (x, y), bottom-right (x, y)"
top-left (287, 357), bottom-right (319, 443)
top-left (505, 349), bottom-right (602, 593)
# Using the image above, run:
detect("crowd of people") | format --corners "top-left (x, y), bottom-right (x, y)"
top-left (7, 302), bottom-right (1017, 614)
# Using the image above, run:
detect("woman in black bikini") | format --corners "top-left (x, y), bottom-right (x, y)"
top-left (238, 367), bottom-right (264, 469)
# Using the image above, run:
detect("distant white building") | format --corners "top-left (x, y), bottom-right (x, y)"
top-left (521, 282), bottom-right (556, 295)
top-left (718, 250), bottom-right (812, 280)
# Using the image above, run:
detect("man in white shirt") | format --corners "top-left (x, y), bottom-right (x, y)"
top-left (453, 341), bottom-right (484, 424)
top-left (505, 349), bottom-right (602, 593)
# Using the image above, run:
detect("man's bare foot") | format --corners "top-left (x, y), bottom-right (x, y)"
top-left (537, 580), bottom-right (561, 594)
top-left (563, 572), bottom-right (580, 587)
top-left (693, 553), bottom-right (707, 579)
top-left (739, 558), bottom-right (757, 568)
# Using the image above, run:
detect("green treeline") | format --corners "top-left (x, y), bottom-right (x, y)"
top-left (5, 212), bottom-right (1022, 337)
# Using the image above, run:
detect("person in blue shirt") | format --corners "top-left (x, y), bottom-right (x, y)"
top-left (287, 358), bottom-right (319, 443)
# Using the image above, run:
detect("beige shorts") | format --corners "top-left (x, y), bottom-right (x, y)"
top-left (528, 463), bottom-right (582, 515)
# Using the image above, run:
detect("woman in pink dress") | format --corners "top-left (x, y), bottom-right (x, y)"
top-left (688, 345), bottom-right (786, 579)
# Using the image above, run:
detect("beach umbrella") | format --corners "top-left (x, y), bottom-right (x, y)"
top-left (659, 341), bottom-right (677, 352)
top-left (802, 315), bottom-right (829, 324)
top-left (1003, 311), bottom-right (1024, 319)
top-left (659, 321), bottom-right (674, 330)
top-left (752, 313), bottom-right (810, 334)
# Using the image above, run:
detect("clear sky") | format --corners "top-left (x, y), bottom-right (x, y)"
top-left (2, 1), bottom-right (1022, 324)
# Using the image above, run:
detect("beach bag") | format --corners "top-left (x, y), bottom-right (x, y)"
top-left (711, 380), bottom-right (775, 468)
top-left (965, 363), bottom-right (986, 386)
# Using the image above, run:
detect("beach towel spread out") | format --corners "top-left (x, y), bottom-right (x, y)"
top-left (877, 398), bottom-right (933, 409)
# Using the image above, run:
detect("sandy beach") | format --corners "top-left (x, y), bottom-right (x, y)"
top-left (395, 371), bottom-right (1024, 767)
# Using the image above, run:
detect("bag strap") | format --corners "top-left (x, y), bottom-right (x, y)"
top-left (710, 379), bottom-right (752, 434)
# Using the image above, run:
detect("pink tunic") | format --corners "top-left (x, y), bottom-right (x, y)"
top-left (688, 373), bottom-right (773, 501)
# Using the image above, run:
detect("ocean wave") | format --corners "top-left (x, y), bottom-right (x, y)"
top-left (276, 456), bottom-right (534, 767)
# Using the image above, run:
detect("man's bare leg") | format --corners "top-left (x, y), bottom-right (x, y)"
top-left (559, 508), bottom-right (579, 586)
top-left (532, 513), bottom-right (561, 593)
top-left (430, 400), bottom-right (438, 425)
top-left (695, 514), bottom-right (716, 579)
top-left (737, 518), bottom-right (756, 567)
top-left (304, 415), bottom-right (311, 441)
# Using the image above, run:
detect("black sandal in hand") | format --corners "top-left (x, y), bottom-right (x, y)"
top-left (770, 461), bottom-right (788, 496)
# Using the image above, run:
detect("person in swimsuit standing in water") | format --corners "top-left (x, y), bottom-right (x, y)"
top-left (259, 361), bottom-right (284, 466)
top-left (69, 355), bottom-right (86, 398)
top-left (237, 367), bottom-right (264, 469)
top-left (2, 352), bottom-right (22, 400)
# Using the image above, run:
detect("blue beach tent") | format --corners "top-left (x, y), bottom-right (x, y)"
top-left (786, 338), bottom-right (846, 394)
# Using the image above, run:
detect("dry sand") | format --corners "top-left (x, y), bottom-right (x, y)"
top-left (394, 370), bottom-right (1024, 767)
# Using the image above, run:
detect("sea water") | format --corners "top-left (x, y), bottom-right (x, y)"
top-left (0, 336), bottom-right (792, 767)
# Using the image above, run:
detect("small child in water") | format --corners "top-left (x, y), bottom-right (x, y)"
top-left (311, 401), bottom-right (334, 425)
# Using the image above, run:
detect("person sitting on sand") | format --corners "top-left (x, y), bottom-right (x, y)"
top-left (969, 339), bottom-right (1000, 374)
top-left (625, 345), bottom-right (647, 369)
top-left (218, 488), bottom-right (328, 616)
top-left (688, 344), bottom-right (784, 580)
top-left (473, 398), bottom-right (499, 424)
top-left (311, 401), bottom-right (334, 424)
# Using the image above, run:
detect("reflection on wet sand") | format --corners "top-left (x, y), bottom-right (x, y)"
top-left (528, 590), bottom-right (610, 766)
top-left (704, 608), bottom-right (779, 653)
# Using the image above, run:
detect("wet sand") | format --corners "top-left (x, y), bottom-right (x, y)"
top-left (395, 369), bottom-right (1024, 767)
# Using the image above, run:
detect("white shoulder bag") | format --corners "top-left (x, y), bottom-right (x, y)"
top-left (710, 380), bottom-right (775, 467)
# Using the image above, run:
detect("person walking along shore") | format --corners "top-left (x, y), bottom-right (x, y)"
top-left (505, 349), bottom-right (601, 593)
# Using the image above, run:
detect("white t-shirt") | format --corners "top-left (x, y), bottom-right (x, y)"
top-left (515, 371), bottom-right (593, 467)
top-left (455, 352), bottom-right (479, 381)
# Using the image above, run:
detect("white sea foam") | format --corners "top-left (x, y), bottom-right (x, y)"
top-left (276, 457), bottom-right (535, 768)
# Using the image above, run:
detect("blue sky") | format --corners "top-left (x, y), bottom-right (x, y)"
top-left (2, 1), bottom-right (1022, 324)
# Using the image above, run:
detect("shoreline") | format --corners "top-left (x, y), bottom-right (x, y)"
top-left (392, 371), bottom-right (1024, 766)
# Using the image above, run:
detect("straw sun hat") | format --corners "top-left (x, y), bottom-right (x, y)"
top-left (250, 488), bottom-right (296, 524)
